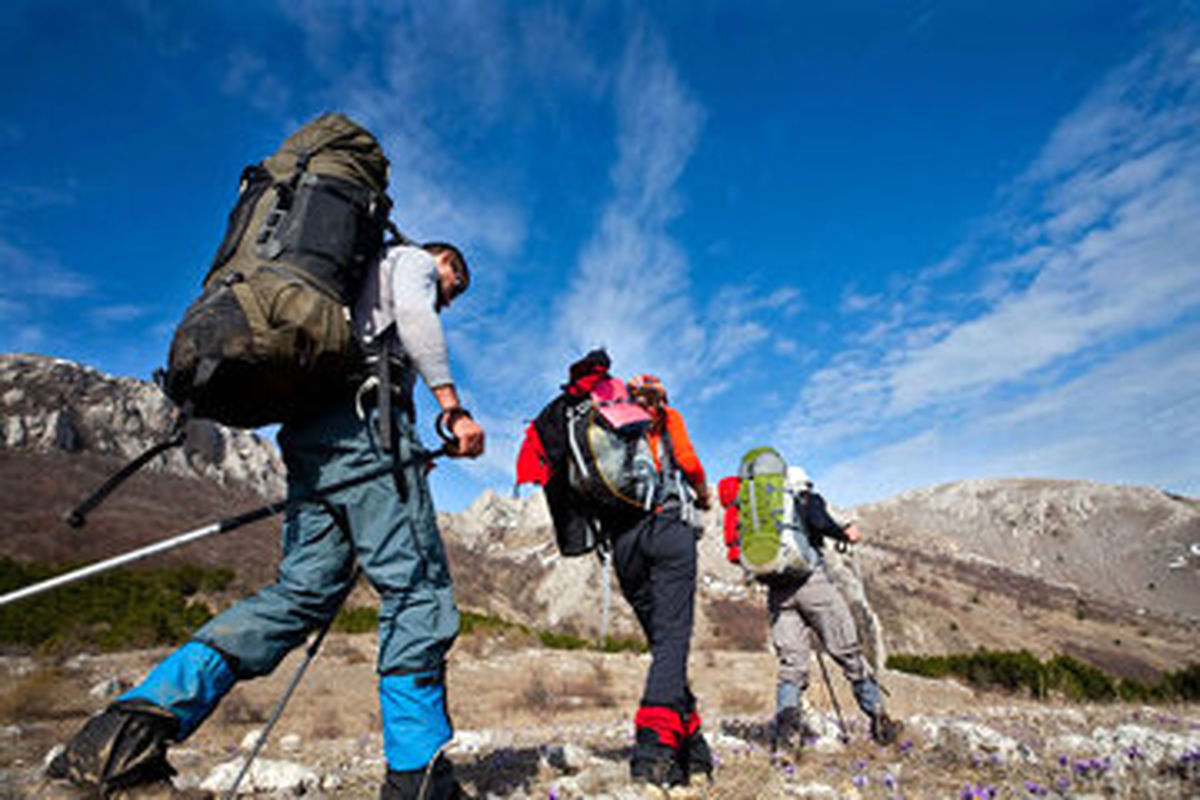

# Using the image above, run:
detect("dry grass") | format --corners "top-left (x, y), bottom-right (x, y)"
top-left (217, 687), bottom-right (268, 725)
top-left (511, 658), bottom-right (617, 712)
top-left (717, 685), bottom-right (768, 715)
top-left (0, 666), bottom-right (74, 722)
top-left (705, 597), bottom-right (769, 651)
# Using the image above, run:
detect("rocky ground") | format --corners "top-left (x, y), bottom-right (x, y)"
top-left (2, 635), bottom-right (1198, 799)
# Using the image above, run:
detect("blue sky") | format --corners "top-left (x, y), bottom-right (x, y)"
top-left (2, 1), bottom-right (1198, 511)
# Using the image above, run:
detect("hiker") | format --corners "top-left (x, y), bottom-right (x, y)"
top-left (610, 370), bottom-right (714, 788)
top-left (759, 464), bottom-right (899, 751)
top-left (50, 239), bottom-right (484, 799)
top-left (514, 356), bottom-right (714, 789)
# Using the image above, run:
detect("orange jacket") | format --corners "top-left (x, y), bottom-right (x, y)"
top-left (647, 406), bottom-right (706, 494)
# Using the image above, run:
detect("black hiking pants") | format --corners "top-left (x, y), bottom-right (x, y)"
top-left (609, 507), bottom-right (698, 711)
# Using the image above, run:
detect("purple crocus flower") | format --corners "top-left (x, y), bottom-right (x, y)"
top-left (1024, 779), bottom-right (1046, 795)
top-left (853, 774), bottom-right (869, 789)
top-left (884, 772), bottom-right (897, 789)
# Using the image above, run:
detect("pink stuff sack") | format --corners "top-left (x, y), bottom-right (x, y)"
top-left (591, 377), bottom-right (652, 429)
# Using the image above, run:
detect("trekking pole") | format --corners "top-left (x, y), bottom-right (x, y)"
top-left (599, 543), bottom-right (612, 647)
top-left (224, 565), bottom-right (361, 799)
top-left (813, 640), bottom-right (850, 744)
top-left (65, 429), bottom-right (187, 528)
top-left (0, 448), bottom-right (445, 608)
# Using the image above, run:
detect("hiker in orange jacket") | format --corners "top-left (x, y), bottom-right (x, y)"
top-left (613, 373), bottom-right (713, 788)
top-left (630, 374), bottom-right (712, 513)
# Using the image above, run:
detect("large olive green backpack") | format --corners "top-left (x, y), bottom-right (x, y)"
top-left (164, 112), bottom-right (392, 427)
top-left (735, 446), bottom-right (814, 577)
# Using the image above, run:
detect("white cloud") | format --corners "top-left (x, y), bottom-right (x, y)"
top-left (550, 22), bottom-right (706, 392)
top-left (788, 30), bottom-right (1200, 446)
top-left (0, 237), bottom-right (89, 299)
top-left (221, 49), bottom-right (292, 114)
top-left (88, 304), bottom-right (150, 325)
top-left (771, 30), bottom-right (1200, 505)
top-left (820, 321), bottom-right (1200, 504)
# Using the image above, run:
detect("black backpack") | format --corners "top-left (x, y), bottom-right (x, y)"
top-left (164, 112), bottom-right (392, 427)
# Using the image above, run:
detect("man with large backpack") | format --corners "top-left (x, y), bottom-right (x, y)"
top-left (717, 453), bottom-right (899, 753)
top-left (516, 354), bottom-right (715, 790)
top-left (48, 113), bottom-right (484, 800)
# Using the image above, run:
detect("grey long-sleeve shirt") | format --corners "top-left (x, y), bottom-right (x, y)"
top-left (354, 245), bottom-right (454, 393)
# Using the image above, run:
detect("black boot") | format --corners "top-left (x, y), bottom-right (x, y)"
top-left (380, 756), bottom-right (466, 800)
top-left (870, 711), bottom-right (902, 745)
top-left (678, 701), bottom-right (712, 783)
top-left (680, 728), bottom-right (713, 783)
top-left (631, 727), bottom-right (687, 788)
top-left (771, 705), bottom-right (803, 753)
top-left (47, 699), bottom-right (178, 795)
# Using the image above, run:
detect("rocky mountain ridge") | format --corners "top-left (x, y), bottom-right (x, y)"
top-left (3, 354), bottom-right (1197, 678)
top-left (0, 353), bottom-right (284, 499)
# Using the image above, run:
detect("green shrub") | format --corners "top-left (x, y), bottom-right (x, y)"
top-left (460, 610), bottom-right (526, 636)
top-left (539, 630), bottom-right (589, 650)
top-left (332, 606), bottom-right (378, 634)
top-left (0, 557), bottom-right (232, 653)
top-left (1163, 663), bottom-right (1200, 701)
top-left (888, 647), bottom-right (1199, 704)
top-left (1045, 654), bottom-right (1117, 701)
top-left (600, 634), bottom-right (648, 654)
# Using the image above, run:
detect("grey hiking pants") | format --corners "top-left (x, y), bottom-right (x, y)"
top-left (767, 566), bottom-right (871, 696)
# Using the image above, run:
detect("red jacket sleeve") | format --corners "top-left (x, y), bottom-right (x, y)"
top-left (515, 423), bottom-right (551, 486)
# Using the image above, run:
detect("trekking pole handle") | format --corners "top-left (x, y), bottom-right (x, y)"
top-left (434, 407), bottom-right (472, 450)
top-left (65, 431), bottom-right (187, 528)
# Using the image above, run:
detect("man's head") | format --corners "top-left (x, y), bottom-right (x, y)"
top-left (423, 242), bottom-right (470, 310)
top-left (563, 349), bottom-right (611, 396)
top-left (786, 465), bottom-right (813, 494)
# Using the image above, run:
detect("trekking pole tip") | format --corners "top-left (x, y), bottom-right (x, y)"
top-left (65, 509), bottom-right (86, 528)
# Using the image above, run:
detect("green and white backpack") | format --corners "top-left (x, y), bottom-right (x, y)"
top-left (735, 446), bottom-right (815, 577)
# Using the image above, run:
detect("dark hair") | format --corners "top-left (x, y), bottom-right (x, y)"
top-left (422, 241), bottom-right (470, 295)
top-left (568, 348), bottom-right (611, 383)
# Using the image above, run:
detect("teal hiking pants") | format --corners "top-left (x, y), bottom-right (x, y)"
top-left (120, 399), bottom-right (459, 767)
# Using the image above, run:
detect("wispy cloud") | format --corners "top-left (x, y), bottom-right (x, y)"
top-left (274, 2), bottom-right (530, 260)
top-left (821, 321), bottom-right (1200, 503)
top-left (88, 304), bottom-right (150, 326)
top-left (0, 181), bottom-right (74, 210)
top-left (221, 49), bottom-right (292, 115)
top-left (783, 29), bottom-right (1200, 501)
top-left (0, 237), bottom-right (90, 299)
top-left (551, 22), bottom-right (705, 389)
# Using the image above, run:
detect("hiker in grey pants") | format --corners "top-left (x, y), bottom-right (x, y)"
top-left (766, 465), bottom-right (900, 750)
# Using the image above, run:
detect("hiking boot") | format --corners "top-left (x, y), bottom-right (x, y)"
top-left (870, 712), bottom-right (902, 746)
top-left (631, 728), bottom-right (687, 789)
top-left (380, 756), bottom-right (467, 799)
top-left (47, 699), bottom-right (178, 795)
top-left (771, 706), bottom-right (803, 753)
top-left (679, 729), bottom-right (713, 783)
